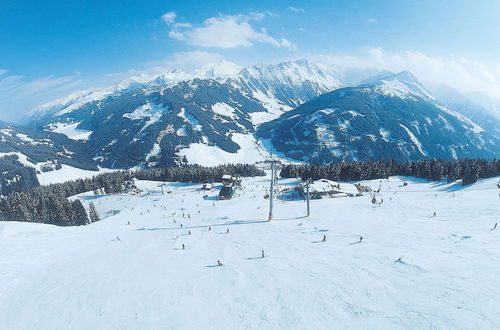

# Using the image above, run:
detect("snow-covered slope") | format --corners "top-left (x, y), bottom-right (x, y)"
top-left (431, 85), bottom-right (500, 140)
top-left (257, 72), bottom-right (500, 163)
top-left (0, 122), bottom-right (98, 172)
top-left (358, 71), bottom-right (435, 101)
top-left (0, 175), bottom-right (499, 329)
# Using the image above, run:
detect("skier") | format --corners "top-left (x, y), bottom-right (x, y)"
top-left (217, 260), bottom-right (223, 266)
top-left (396, 257), bottom-right (403, 262)
top-left (188, 230), bottom-right (191, 235)
top-left (116, 236), bottom-right (121, 241)
top-left (433, 212), bottom-right (436, 217)
top-left (208, 226), bottom-right (211, 231)
top-left (261, 250), bottom-right (265, 258)
top-left (226, 228), bottom-right (229, 234)
top-left (182, 244), bottom-right (185, 250)
top-left (358, 236), bottom-right (363, 243)
top-left (492, 222), bottom-right (498, 231)
top-left (127, 221), bottom-right (130, 225)
top-left (323, 234), bottom-right (326, 242)
top-left (180, 223), bottom-right (183, 227)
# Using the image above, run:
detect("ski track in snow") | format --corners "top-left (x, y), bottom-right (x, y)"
top-left (0, 175), bottom-right (499, 329)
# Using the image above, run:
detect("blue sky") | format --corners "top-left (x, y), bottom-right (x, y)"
top-left (1, 0), bottom-right (500, 122)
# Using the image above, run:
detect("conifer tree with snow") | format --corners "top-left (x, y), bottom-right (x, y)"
top-left (88, 202), bottom-right (100, 223)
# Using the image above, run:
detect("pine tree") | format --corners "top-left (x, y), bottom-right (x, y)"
top-left (88, 202), bottom-right (100, 223)
top-left (72, 200), bottom-right (89, 226)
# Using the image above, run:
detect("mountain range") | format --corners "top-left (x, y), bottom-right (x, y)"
top-left (257, 71), bottom-right (499, 164)
top-left (1, 59), bottom-right (499, 177)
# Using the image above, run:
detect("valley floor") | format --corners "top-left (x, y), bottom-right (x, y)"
top-left (0, 175), bottom-right (499, 329)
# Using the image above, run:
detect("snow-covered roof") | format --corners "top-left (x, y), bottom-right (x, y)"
top-left (309, 181), bottom-right (334, 193)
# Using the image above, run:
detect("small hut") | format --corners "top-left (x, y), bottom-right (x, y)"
top-left (222, 175), bottom-right (233, 186)
top-left (218, 186), bottom-right (235, 200)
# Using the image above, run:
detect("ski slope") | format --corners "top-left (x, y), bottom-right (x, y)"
top-left (0, 175), bottom-right (499, 329)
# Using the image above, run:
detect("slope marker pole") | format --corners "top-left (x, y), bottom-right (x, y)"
top-left (268, 161), bottom-right (275, 221)
top-left (306, 180), bottom-right (311, 217)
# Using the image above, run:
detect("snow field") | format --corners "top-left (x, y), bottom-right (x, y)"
top-left (0, 175), bottom-right (499, 329)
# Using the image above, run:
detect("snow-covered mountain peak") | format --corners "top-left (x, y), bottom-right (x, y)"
top-left (239, 59), bottom-right (340, 90)
top-left (200, 60), bottom-right (242, 78)
top-left (28, 58), bottom-right (342, 127)
top-left (27, 62), bottom-right (244, 123)
top-left (359, 71), bottom-right (434, 101)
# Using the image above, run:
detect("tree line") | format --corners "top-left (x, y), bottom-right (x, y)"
top-left (279, 159), bottom-right (499, 185)
top-left (0, 155), bottom-right (40, 196)
top-left (0, 164), bottom-right (265, 226)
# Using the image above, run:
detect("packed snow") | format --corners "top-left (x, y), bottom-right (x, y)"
top-left (1, 174), bottom-right (499, 329)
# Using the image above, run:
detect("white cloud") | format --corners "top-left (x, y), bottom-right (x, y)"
top-left (166, 13), bottom-right (296, 50)
top-left (367, 18), bottom-right (377, 24)
top-left (0, 69), bottom-right (7, 76)
top-left (0, 72), bottom-right (83, 121)
top-left (154, 51), bottom-right (227, 72)
top-left (161, 11), bottom-right (176, 25)
top-left (0, 73), bottom-right (81, 100)
top-left (315, 48), bottom-right (500, 97)
top-left (102, 51), bottom-right (234, 81)
top-left (288, 6), bottom-right (305, 13)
